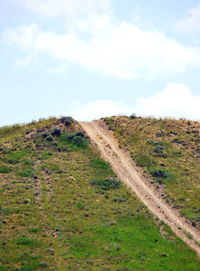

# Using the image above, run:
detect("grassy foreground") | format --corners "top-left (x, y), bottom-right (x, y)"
top-left (0, 117), bottom-right (199, 271)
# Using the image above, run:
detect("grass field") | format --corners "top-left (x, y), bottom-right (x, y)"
top-left (0, 117), bottom-right (200, 270)
top-left (104, 116), bottom-right (200, 231)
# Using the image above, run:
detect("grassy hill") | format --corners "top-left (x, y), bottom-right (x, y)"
top-left (104, 116), bottom-right (200, 230)
top-left (0, 117), bottom-right (200, 271)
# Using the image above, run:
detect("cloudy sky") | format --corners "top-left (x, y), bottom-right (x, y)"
top-left (1, 0), bottom-right (200, 126)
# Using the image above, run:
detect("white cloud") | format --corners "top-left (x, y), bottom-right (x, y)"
top-left (70, 100), bottom-right (133, 121)
top-left (4, 15), bottom-right (200, 79)
top-left (135, 83), bottom-right (200, 120)
top-left (4, 24), bottom-right (40, 51)
top-left (70, 83), bottom-right (200, 121)
top-left (46, 63), bottom-right (70, 75)
top-left (176, 6), bottom-right (200, 34)
top-left (20, 0), bottom-right (111, 17)
top-left (16, 55), bottom-right (38, 67)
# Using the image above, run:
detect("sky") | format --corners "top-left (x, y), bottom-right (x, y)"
top-left (1, 0), bottom-right (200, 126)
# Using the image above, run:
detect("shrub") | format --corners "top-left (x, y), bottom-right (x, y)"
top-left (51, 127), bottom-right (61, 136)
top-left (156, 132), bottom-right (166, 137)
top-left (71, 136), bottom-right (87, 147)
top-left (42, 132), bottom-right (49, 138)
top-left (60, 116), bottom-right (73, 126)
top-left (61, 133), bottom-right (88, 149)
top-left (129, 114), bottom-right (137, 119)
top-left (46, 135), bottom-right (53, 141)
top-left (147, 139), bottom-right (156, 145)
top-left (154, 144), bottom-right (164, 154)
top-left (65, 119), bottom-right (72, 126)
top-left (172, 138), bottom-right (186, 145)
top-left (150, 169), bottom-right (169, 179)
top-left (52, 141), bottom-right (58, 146)
top-left (151, 142), bottom-right (167, 157)
top-left (75, 131), bottom-right (85, 137)
top-left (135, 154), bottom-right (156, 168)
top-left (40, 262), bottom-right (48, 268)
top-left (91, 179), bottom-right (121, 190)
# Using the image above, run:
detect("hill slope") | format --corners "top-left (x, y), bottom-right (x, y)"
top-left (0, 117), bottom-right (200, 271)
top-left (104, 116), bottom-right (200, 231)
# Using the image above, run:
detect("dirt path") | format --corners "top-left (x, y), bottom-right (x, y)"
top-left (79, 120), bottom-right (200, 256)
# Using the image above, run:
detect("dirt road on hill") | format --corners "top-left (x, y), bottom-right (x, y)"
top-left (79, 120), bottom-right (200, 256)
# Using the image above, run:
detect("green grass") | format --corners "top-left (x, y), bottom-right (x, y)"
top-left (91, 179), bottom-right (121, 190)
top-left (104, 116), bottom-right (200, 230)
top-left (89, 158), bottom-right (110, 169)
top-left (0, 166), bottom-right (12, 173)
top-left (0, 117), bottom-right (199, 270)
top-left (5, 150), bottom-right (32, 164)
top-left (27, 228), bottom-right (42, 234)
top-left (59, 132), bottom-right (89, 150)
top-left (39, 152), bottom-right (52, 160)
top-left (17, 169), bottom-right (34, 177)
top-left (14, 236), bottom-right (39, 247)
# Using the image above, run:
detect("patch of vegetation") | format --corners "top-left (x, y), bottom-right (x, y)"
top-left (129, 113), bottom-right (137, 119)
top-left (17, 169), bottom-right (34, 178)
top-left (0, 166), bottom-right (12, 173)
top-left (89, 158), bottom-right (110, 169)
top-left (135, 154), bottom-right (156, 167)
top-left (60, 132), bottom-right (89, 150)
top-left (23, 160), bottom-right (35, 167)
top-left (150, 168), bottom-right (169, 179)
top-left (5, 150), bottom-right (32, 164)
top-left (39, 152), bottom-right (52, 160)
top-left (51, 127), bottom-right (61, 136)
top-left (27, 228), bottom-right (42, 233)
top-left (0, 207), bottom-right (18, 215)
top-left (91, 179), bottom-right (121, 191)
top-left (60, 116), bottom-right (73, 127)
top-left (14, 236), bottom-right (39, 247)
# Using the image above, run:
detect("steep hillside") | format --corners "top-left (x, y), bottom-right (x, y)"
top-left (0, 117), bottom-right (200, 271)
top-left (104, 116), bottom-right (200, 230)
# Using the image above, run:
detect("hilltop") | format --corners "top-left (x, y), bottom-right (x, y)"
top-left (0, 116), bottom-right (200, 271)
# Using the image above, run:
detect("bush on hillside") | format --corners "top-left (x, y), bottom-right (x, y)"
top-left (134, 154), bottom-right (156, 168)
top-left (150, 169), bottom-right (169, 179)
top-left (46, 135), bottom-right (53, 141)
top-left (129, 114), bottom-right (137, 120)
top-left (61, 132), bottom-right (88, 148)
top-left (60, 116), bottom-right (73, 127)
top-left (91, 179), bottom-right (121, 190)
top-left (51, 127), bottom-right (61, 136)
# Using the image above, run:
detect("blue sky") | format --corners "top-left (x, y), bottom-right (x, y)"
top-left (1, 0), bottom-right (200, 126)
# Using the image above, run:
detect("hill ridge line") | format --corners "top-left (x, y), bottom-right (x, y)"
top-left (79, 120), bottom-right (200, 256)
